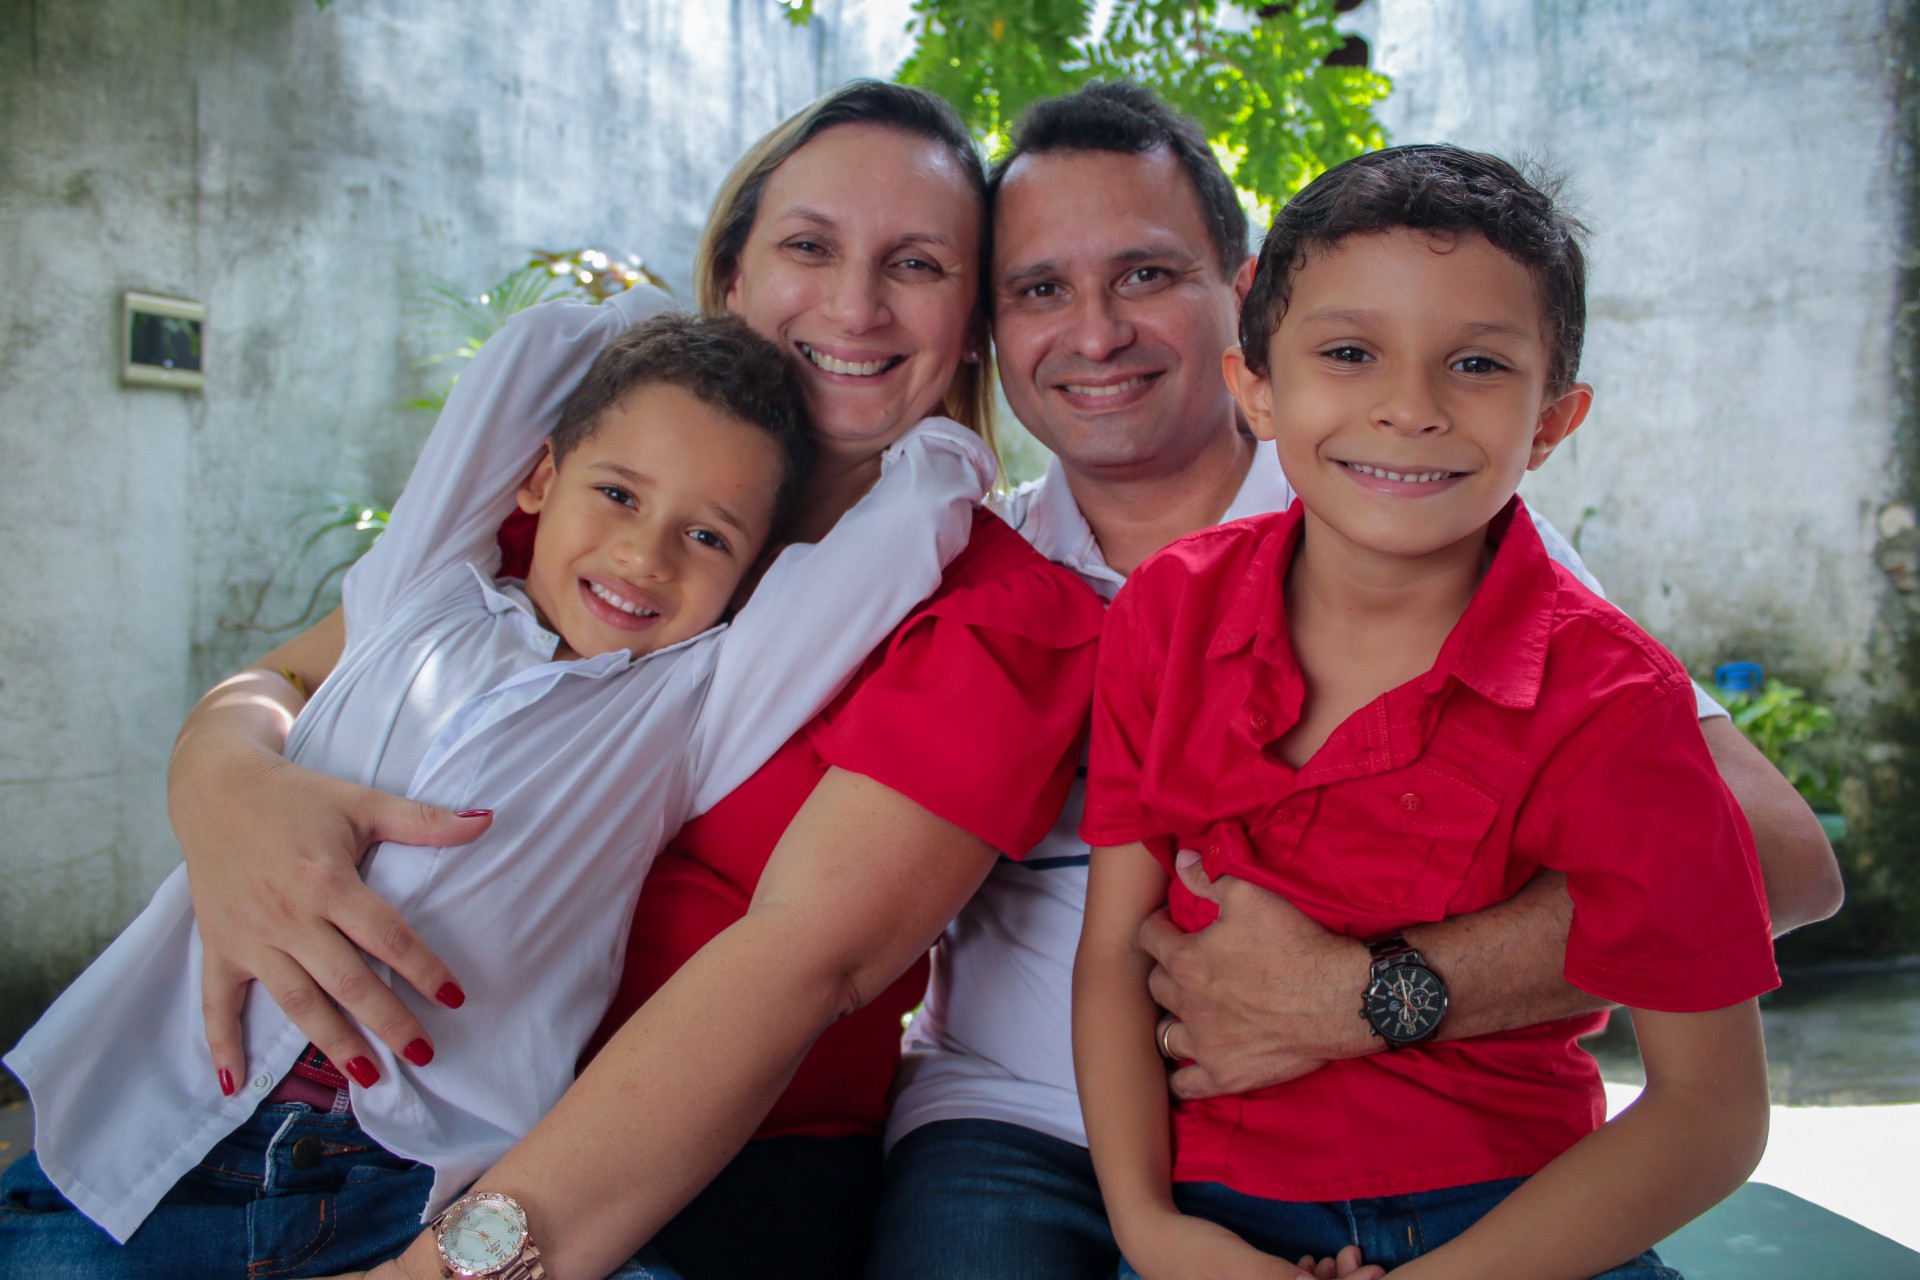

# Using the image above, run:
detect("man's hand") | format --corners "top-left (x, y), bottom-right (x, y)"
top-left (1139, 850), bottom-right (1374, 1100)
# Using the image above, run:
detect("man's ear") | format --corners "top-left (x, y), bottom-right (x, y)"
top-left (517, 444), bottom-right (558, 515)
top-left (1223, 346), bottom-right (1278, 443)
top-left (1231, 254), bottom-right (1257, 306)
top-left (1528, 383), bottom-right (1593, 470)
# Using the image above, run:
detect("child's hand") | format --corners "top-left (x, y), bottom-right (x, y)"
top-left (1129, 1210), bottom-right (1321, 1279)
top-left (1293, 1245), bottom-right (1386, 1280)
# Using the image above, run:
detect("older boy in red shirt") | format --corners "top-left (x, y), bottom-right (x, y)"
top-left (1075, 145), bottom-right (1777, 1279)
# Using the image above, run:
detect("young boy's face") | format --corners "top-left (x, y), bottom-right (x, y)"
top-left (1227, 227), bottom-right (1591, 566)
top-left (515, 383), bottom-right (784, 661)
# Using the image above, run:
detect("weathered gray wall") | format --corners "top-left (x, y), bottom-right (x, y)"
top-left (0, 0), bottom-right (913, 1049)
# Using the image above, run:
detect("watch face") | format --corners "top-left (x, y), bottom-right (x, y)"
top-left (438, 1193), bottom-right (527, 1276)
top-left (1366, 963), bottom-right (1447, 1044)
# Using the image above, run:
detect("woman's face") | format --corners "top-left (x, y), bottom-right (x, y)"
top-left (725, 123), bottom-right (982, 452)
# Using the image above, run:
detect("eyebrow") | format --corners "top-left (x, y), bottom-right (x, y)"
top-left (998, 241), bottom-right (1202, 291)
top-left (590, 462), bottom-right (754, 542)
top-left (1297, 308), bottom-right (1536, 342)
top-left (776, 206), bottom-right (963, 255)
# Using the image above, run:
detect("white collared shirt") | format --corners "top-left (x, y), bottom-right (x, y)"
top-left (8, 287), bottom-right (995, 1242)
top-left (889, 444), bottom-right (1724, 1151)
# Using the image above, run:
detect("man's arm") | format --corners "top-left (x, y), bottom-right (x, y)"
top-left (1142, 722), bottom-right (1842, 1100)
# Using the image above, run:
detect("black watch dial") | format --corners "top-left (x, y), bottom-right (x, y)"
top-left (1365, 961), bottom-right (1447, 1044)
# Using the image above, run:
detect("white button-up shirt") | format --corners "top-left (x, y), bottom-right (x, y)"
top-left (8, 287), bottom-right (995, 1242)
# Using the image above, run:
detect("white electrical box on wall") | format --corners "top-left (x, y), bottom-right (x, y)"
top-left (122, 291), bottom-right (206, 390)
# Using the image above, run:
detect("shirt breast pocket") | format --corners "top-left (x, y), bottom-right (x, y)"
top-left (1321, 762), bottom-right (1501, 920)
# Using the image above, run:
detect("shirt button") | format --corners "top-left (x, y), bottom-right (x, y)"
top-left (1398, 792), bottom-right (1424, 813)
top-left (250, 1071), bottom-right (275, 1095)
top-left (1250, 711), bottom-right (1271, 733)
top-left (290, 1136), bottom-right (325, 1170)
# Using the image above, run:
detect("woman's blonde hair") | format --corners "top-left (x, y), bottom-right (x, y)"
top-left (694, 80), bottom-right (996, 450)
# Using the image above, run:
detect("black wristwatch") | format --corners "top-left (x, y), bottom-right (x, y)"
top-left (1361, 934), bottom-right (1447, 1048)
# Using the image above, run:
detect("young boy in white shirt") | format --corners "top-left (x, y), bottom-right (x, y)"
top-left (3, 288), bottom-right (992, 1275)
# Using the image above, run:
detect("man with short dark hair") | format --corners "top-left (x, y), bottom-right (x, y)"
top-left (865, 81), bottom-right (1842, 1280)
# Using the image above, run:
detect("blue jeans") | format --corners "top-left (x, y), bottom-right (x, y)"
top-left (1115, 1177), bottom-right (1683, 1279)
top-left (867, 1119), bottom-right (1118, 1280)
top-left (0, 1103), bottom-right (432, 1279)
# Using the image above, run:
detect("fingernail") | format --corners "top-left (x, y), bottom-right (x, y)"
top-left (455, 809), bottom-right (493, 819)
top-left (345, 1056), bottom-right (381, 1088)
top-left (436, 981), bottom-right (467, 1009)
top-left (1176, 848), bottom-right (1202, 870)
top-left (219, 1068), bottom-right (235, 1097)
top-left (403, 1039), bottom-right (435, 1067)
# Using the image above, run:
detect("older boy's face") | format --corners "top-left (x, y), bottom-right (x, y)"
top-left (515, 384), bottom-right (782, 660)
top-left (991, 147), bottom-right (1245, 478)
top-left (1227, 228), bottom-right (1591, 564)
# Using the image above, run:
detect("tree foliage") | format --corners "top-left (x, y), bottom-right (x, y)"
top-left (893, 0), bottom-right (1390, 215)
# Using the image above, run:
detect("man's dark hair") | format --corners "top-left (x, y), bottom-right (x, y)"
top-left (1240, 144), bottom-right (1588, 393)
top-left (988, 81), bottom-right (1248, 279)
top-left (549, 312), bottom-right (816, 543)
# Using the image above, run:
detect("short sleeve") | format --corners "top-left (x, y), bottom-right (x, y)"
top-left (809, 514), bottom-right (1103, 858)
top-left (1079, 572), bottom-right (1160, 851)
top-left (1521, 676), bottom-right (1779, 1012)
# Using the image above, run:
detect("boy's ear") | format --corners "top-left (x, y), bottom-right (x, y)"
top-left (1528, 383), bottom-right (1592, 470)
top-left (1223, 346), bottom-right (1278, 443)
top-left (517, 444), bottom-right (559, 515)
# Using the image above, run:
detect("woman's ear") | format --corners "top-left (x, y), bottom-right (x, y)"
top-left (517, 444), bottom-right (558, 515)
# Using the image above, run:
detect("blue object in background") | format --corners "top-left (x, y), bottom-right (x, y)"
top-left (1714, 661), bottom-right (1765, 693)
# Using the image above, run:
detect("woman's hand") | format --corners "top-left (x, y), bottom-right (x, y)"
top-left (169, 611), bottom-right (489, 1091)
top-left (1124, 1209), bottom-right (1323, 1280)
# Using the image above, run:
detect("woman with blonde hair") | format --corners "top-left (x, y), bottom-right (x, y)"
top-left (62, 81), bottom-right (1102, 1280)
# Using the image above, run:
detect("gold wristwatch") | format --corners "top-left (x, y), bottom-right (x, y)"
top-left (432, 1191), bottom-right (548, 1279)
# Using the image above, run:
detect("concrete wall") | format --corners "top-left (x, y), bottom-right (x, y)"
top-left (0, 0), bottom-right (913, 1049)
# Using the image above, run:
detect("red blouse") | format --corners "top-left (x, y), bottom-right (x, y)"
top-left (579, 508), bottom-right (1104, 1137)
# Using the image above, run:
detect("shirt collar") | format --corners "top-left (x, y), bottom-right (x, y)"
top-left (1202, 496), bottom-right (1559, 711)
top-left (1007, 442), bottom-right (1297, 600)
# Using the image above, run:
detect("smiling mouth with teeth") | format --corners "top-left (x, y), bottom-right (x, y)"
top-left (799, 343), bottom-right (904, 378)
top-left (589, 581), bottom-right (660, 618)
top-left (1060, 374), bottom-right (1154, 398)
top-left (1341, 462), bottom-right (1463, 485)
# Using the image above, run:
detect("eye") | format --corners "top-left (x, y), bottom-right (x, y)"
top-left (1119, 266), bottom-right (1171, 289)
top-left (595, 484), bottom-right (637, 508)
top-left (1452, 354), bottom-right (1507, 375)
top-left (688, 528), bottom-right (731, 553)
top-left (1016, 280), bottom-right (1063, 301)
top-left (1322, 345), bottom-right (1371, 364)
top-left (782, 237), bottom-right (830, 260)
top-left (890, 254), bottom-right (945, 277)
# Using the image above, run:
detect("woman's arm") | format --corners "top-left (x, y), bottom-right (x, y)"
top-left (1143, 716), bottom-right (1838, 1099)
top-left (1075, 843), bottom-right (1303, 1280)
top-left (170, 608), bottom-right (485, 1088)
top-left (354, 767), bottom-right (1002, 1280)
top-left (1388, 1000), bottom-right (1769, 1279)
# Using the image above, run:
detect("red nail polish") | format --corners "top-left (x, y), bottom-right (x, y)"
top-left (455, 809), bottom-right (493, 819)
top-left (403, 1039), bottom-right (435, 1067)
top-left (437, 981), bottom-right (467, 1009)
top-left (345, 1056), bottom-right (381, 1088)
top-left (219, 1068), bottom-right (235, 1097)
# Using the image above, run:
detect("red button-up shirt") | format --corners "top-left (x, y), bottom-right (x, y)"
top-left (1082, 498), bottom-right (1778, 1202)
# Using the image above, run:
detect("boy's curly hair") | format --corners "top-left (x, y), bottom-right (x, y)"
top-left (550, 312), bottom-right (815, 543)
top-left (1240, 144), bottom-right (1587, 394)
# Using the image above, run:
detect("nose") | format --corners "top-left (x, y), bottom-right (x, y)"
top-left (1372, 363), bottom-right (1450, 436)
top-left (613, 520), bottom-right (677, 582)
top-left (1063, 291), bottom-right (1135, 362)
top-left (822, 260), bottom-right (892, 333)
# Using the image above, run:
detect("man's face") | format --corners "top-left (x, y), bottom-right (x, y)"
top-left (991, 147), bottom-right (1245, 478)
